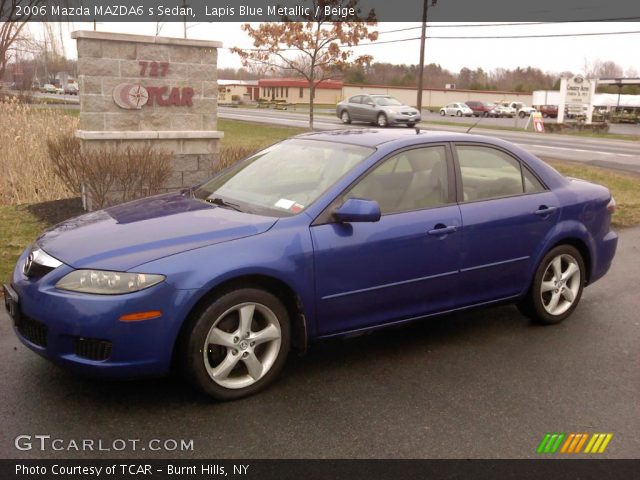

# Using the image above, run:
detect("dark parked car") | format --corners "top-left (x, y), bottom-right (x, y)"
top-left (5, 130), bottom-right (618, 400)
top-left (538, 105), bottom-right (559, 118)
top-left (464, 100), bottom-right (497, 117)
top-left (336, 94), bottom-right (421, 127)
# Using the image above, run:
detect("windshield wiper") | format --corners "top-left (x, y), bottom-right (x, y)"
top-left (206, 197), bottom-right (243, 212)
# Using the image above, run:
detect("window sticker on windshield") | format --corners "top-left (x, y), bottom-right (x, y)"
top-left (290, 203), bottom-right (304, 214)
top-left (275, 198), bottom-right (295, 209)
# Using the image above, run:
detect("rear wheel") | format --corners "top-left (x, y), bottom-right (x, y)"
top-left (519, 111), bottom-right (526, 118)
top-left (440, 110), bottom-right (446, 116)
top-left (340, 110), bottom-right (351, 124)
top-left (483, 111), bottom-right (489, 117)
top-left (183, 288), bottom-right (290, 400)
top-left (517, 245), bottom-right (585, 325)
top-left (377, 113), bottom-right (388, 128)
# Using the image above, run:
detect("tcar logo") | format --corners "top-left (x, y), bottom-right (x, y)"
top-left (113, 83), bottom-right (149, 110)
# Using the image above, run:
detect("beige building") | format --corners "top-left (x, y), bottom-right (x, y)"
top-left (258, 78), bottom-right (343, 105)
top-left (342, 84), bottom-right (533, 109)
top-left (218, 79), bottom-right (259, 104)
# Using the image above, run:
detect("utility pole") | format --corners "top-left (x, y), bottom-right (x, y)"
top-left (416, 1), bottom-right (437, 113)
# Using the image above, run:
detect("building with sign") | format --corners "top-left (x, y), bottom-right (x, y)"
top-left (218, 79), bottom-right (259, 104)
top-left (258, 78), bottom-right (343, 104)
top-left (72, 30), bottom-right (223, 210)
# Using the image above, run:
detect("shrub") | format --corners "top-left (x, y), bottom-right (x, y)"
top-left (0, 99), bottom-right (76, 205)
top-left (216, 144), bottom-right (261, 173)
top-left (48, 134), bottom-right (173, 209)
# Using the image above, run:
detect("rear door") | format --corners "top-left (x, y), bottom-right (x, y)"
top-left (348, 95), bottom-right (364, 120)
top-left (311, 144), bottom-right (462, 335)
top-left (453, 143), bottom-right (559, 305)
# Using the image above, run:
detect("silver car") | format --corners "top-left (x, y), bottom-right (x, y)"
top-left (336, 94), bottom-right (421, 127)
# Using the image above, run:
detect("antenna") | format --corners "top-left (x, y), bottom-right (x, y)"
top-left (466, 115), bottom-right (484, 133)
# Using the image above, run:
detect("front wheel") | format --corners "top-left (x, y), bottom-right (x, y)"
top-left (517, 245), bottom-right (585, 325)
top-left (183, 288), bottom-right (290, 400)
top-left (519, 111), bottom-right (526, 118)
top-left (377, 113), bottom-right (389, 127)
top-left (340, 110), bottom-right (351, 124)
top-left (456, 110), bottom-right (462, 117)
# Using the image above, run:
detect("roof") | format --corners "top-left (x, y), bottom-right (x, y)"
top-left (294, 128), bottom-right (497, 148)
top-left (218, 79), bottom-right (259, 86)
top-left (344, 83), bottom-right (531, 95)
top-left (258, 78), bottom-right (343, 89)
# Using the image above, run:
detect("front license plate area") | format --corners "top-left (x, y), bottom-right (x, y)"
top-left (2, 284), bottom-right (21, 325)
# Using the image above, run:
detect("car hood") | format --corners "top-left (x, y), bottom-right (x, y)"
top-left (37, 192), bottom-right (278, 271)
top-left (382, 105), bottom-right (417, 113)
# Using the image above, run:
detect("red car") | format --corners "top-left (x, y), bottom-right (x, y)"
top-left (538, 105), bottom-right (558, 118)
top-left (464, 100), bottom-right (496, 117)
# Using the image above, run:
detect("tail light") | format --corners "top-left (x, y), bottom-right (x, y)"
top-left (607, 196), bottom-right (616, 214)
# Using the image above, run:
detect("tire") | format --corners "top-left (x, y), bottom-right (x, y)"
top-left (542, 112), bottom-right (549, 118)
top-left (519, 111), bottom-right (526, 118)
top-left (183, 288), bottom-right (290, 400)
top-left (407, 123), bottom-right (416, 128)
top-left (456, 110), bottom-right (462, 117)
top-left (517, 245), bottom-right (585, 325)
top-left (340, 110), bottom-right (351, 124)
top-left (440, 110), bottom-right (446, 116)
top-left (483, 111), bottom-right (489, 117)
top-left (377, 113), bottom-right (388, 128)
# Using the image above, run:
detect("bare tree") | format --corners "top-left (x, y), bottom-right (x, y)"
top-left (232, 0), bottom-right (377, 129)
top-left (0, 0), bottom-right (43, 79)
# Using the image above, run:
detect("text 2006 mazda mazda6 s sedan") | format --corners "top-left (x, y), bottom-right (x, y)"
top-left (4, 129), bottom-right (618, 400)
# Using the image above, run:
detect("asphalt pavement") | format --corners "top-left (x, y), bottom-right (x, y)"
top-left (219, 107), bottom-right (640, 173)
top-left (1, 227), bottom-right (638, 459)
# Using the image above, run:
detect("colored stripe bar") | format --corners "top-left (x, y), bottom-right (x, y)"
top-left (598, 434), bottom-right (613, 453)
top-left (584, 434), bottom-right (599, 453)
top-left (537, 434), bottom-right (552, 454)
top-left (560, 434), bottom-right (575, 453)
top-left (574, 433), bottom-right (589, 453)
top-left (550, 433), bottom-right (565, 453)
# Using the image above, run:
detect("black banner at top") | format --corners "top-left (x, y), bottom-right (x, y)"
top-left (2, 0), bottom-right (640, 23)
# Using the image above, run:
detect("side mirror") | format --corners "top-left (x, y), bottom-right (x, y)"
top-left (333, 198), bottom-right (381, 223)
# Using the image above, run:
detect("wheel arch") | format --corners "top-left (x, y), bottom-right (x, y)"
top-left (172, 274), bottom-right (309, 368)
top-left (548, 237), bottom-right (592, 284)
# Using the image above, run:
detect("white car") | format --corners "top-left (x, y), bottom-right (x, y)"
top-left (439, 103), bottom-right (474, 117)
top-left (493, 103), bottom-right (517, 118)
top-left (508, 102), bottom-right (537, 118)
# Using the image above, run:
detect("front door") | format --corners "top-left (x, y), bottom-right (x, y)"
top-left (311, 145), bottom-right (462, 335)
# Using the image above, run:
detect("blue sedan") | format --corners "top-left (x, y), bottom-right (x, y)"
top-left (4, 129), bottom-right (618, 399)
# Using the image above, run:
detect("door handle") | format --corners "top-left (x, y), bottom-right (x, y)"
top-left (535, 205), bottom-right (558, 216)
top-left (428, 225), bottom-right (457, 236)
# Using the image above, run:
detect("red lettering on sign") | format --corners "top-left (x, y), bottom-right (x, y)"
top-left (181, 87), bottom-right (194, 106)
top-left (140, 86), bottom-right (194, 108)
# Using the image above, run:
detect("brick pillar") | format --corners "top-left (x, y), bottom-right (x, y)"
top-left (71, 31), bottom-right (223, 211)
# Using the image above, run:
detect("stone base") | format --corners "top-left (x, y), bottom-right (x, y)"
top-left (77, 130), bottom-right (223, 211)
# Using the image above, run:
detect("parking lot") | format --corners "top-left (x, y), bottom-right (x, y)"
top-left (1, 227), bottom-right (638, 460)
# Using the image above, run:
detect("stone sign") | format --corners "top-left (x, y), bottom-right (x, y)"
top-left (71, 30), bottom-right (223, 210)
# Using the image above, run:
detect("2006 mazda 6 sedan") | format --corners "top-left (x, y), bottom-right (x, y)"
top-left (4, 129), bottom-right (618, 400)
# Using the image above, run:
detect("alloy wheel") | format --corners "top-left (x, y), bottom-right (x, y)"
top-left (341, 110), bottom-right (351, 124)
top-left (203, 302), bottom-right (282, 389)
top-left (540, 254), bottom-right (581, 316)
top-left (377, 113), bottom-right (388, 127)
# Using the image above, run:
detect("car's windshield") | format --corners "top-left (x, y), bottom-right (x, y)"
top-left (193, 139), bottom-right (373, 217)
top-left (374, 96), bottom-right (403, 106)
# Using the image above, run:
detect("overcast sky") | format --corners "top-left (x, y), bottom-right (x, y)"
top-left (36, 22), bottom-right (640, 77)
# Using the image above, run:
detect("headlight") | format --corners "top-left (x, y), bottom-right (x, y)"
top-left (55, 270), bottom-right (165, 295)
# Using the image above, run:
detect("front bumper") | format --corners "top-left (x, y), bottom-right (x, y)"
top-left (389, 113), bottom-right (421, 124)
top-left (8, 249), bottom-right (197, 378)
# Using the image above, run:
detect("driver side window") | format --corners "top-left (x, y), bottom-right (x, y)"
top-left (345, 146), bottom-right (450, 215)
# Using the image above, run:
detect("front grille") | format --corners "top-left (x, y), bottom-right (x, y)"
top-left (75, 337), bottom-right (112, 361)
top-left (17, 316), bottom-right (48, 347)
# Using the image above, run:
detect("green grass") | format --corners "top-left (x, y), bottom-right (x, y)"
top-left (0, 205), bottom-right (47, 282)
top-left (546, 160), bottom-right (640, 229)
top-left (218, 118), bottom-right (307, 148)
